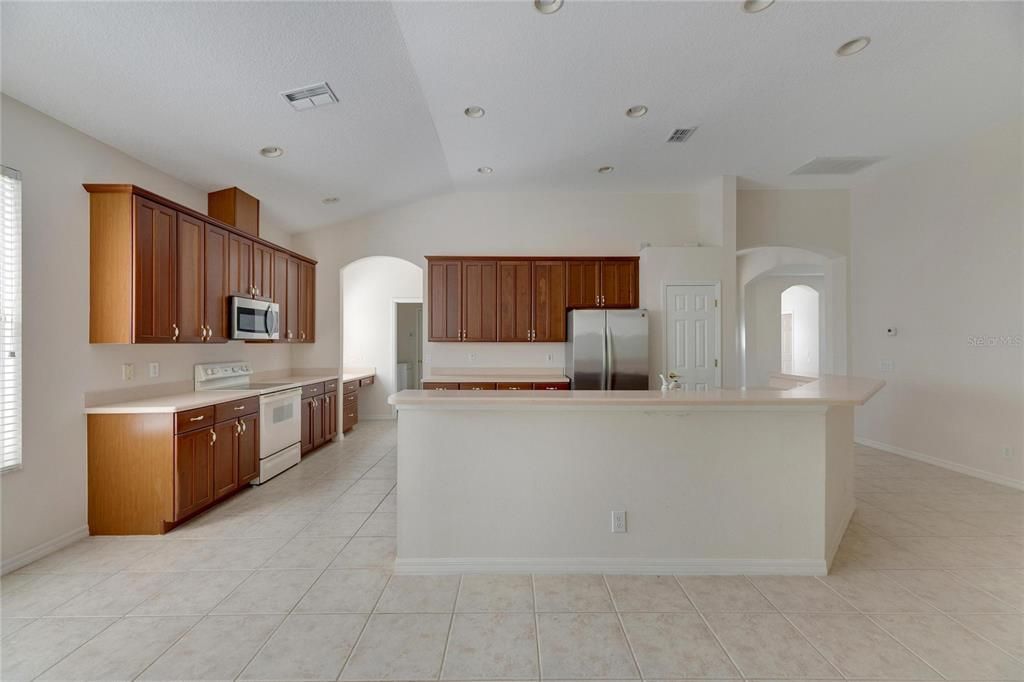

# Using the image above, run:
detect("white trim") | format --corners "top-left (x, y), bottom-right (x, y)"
top-left (826, 501), bottom-right (855, 568)
top-left (1, 525), bottom-right (89, 575)
top-left (662, 281), bottom-right (722, 388)
top-left (395, 557), bottom-right (827, 576)
top-left (856, 436), bottom-right (1024, 492)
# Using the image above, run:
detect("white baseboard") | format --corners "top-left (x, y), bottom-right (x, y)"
top-left (395, 557), bottom-right (827, 576)
top-left (1, 525), bottom-right (90, 575)
top-left (855, 436), bottom-right (1024, 492)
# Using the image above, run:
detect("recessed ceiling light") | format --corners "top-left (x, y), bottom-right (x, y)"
top-left (625, 105), bottom-right (648, 119)
top-left (836, 36), bottom-right (870, 57)
top-left (259, 146), bottom-right (284, 158)
top-left (534, 0), bottom-right (563, 14)
top-left (597, 166), bottom-right (614, 174)
top-left (477, 166), bottom-right (494, 174)
top-left (464, 106), bottom-right (486, 118)
top-left (322, 197), bottom-right (339, 205)
top-left (741, 0), bottom-right (774, 13)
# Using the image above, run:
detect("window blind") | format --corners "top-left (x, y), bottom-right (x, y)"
top-left (0, 167), bottom-right (21, 472)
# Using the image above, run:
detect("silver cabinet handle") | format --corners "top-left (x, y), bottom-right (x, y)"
top-left (235, 420), bottom-right (242, 436)
top-left (233, 405), bottom-right (246, 411)
top-left (287, 330), bottom-right (293, 339)
top-left (241, 419), bottom-right (247, 434)
top-left (210, 429), bottom-right (216, 445)
top-left (300, 331), bottom-right (306, 341)
top-left (172, 323), bottom-right (179, 341)
top-left (189, 415), bottom-right (205, 422)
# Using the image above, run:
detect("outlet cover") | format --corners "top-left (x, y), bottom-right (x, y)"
top-left (122, 363), bottom-right (135, 381)
top-left (148, 362), bottom-right (160, 378)
top-left (879, 359), bottom-right (895, 372)
top-left (611, 510), bottom-right (627, 533)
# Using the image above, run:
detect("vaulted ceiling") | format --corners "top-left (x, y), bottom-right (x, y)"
top-left (2, 1), bottom-right (1020, 231)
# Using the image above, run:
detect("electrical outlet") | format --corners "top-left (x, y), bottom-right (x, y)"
top-left (611, 510), bottom-right (627, 533)
top-left (148, 362), bottom-right (160, 378)
top-left (1003, 447), bottom-right (1015, 459)
top-left (121, 363), bottom-right (135, 381)
top-left (468, 352), bottom-right (478, 362)
top-left (545, 353), bottom-right (554, 363)
top-left (879, 359), bottom-right (895, 372)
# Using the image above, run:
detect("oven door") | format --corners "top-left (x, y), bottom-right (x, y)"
top-left (259, 388), bottom-right (301, 458)
top-left (231, 297), bottom-right (280, 340)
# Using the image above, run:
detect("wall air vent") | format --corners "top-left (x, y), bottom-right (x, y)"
top-left (281, 82), bottom-right (338, 111)
top-left (667, 127), bottom-right (697, 143)
top-left (790, 156), bottom-right (886, 175)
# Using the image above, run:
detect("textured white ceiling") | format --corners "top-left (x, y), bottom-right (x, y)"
top-left (2, 1), bottom-right (1020, 231)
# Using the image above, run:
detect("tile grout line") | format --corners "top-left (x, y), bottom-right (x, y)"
top-left (673, 575), bottom-right (754, 681)
top-left (436, 574), bottom-right (463, 681)
top-left (530, 574), bottom-right (542, 682)
top-left (944, 611), bottom-right (1024, 665)
top-left (601, 574), bottom-right (643, 681)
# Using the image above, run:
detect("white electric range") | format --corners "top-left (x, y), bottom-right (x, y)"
top-left (194, 361), bottom-right (302, 484)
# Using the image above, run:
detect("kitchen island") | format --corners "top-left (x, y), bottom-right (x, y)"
top-left (388, 375), bottom-right (884, 576)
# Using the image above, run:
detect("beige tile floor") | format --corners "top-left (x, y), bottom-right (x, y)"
top-left (2, 421), bottom-right (1022, 681)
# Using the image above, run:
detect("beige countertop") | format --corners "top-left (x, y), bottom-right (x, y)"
top-left (390, 375), bottom-right (885, 408)
top-left (84, 371), bottom-right (376, 415)
top-left (422, 374), bottom-right (569, 384)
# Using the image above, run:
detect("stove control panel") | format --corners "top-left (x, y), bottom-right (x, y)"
top-left (194, 361), bottom-right (254, 390)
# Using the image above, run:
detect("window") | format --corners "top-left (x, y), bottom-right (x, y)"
top-left (0, 167), bottom-right (21, 472)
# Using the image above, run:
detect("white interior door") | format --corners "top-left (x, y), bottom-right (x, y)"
top-left (666, 284), bottom-right (719, 390)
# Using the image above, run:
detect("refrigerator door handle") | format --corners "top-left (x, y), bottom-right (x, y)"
top-left (601, 314), bottom-right (609, 390)
top-left (606, 323), bottom-right (615, 390)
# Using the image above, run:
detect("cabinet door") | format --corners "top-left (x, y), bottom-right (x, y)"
top-left (462, 261), bottom-right (497, 342)
top-left (272, 251), bottom-right (290, 339)
top-left (498, 261), bottom-right (532, 342)
top-left (600, 260), bottom-right (639, 308)
top-left (533, 260), bottom-right (567, 341)
top-left (323, 392), bottom-right (338, 440)
top-left (253, 243), bottom-right (274, 299)
top-left (300, 397), bottom-right (314, 454)
top-left (175, 213), bottom-right (206, 343)
top-left (566, 260), bottom-right (601, 309)
top-left (342, 393), bottom-right (358, 433)
top-left (312, 396), bottom-right (326, 447)
top-left (174, 429), bottom-right (214, 520)
top-left (212, 421), bottom-right (238, 500)
top-left (237, 413), bottom-right (259, 484)
top-left (286, 257), bottom-right (300, 342)
top-left (204, 224), bottom-right (230, 342)
top-left (227, 232), bottom-right (253, 297)
top-left (133, 198), bottom-right (178, 343)
top-left (298, 261), bottom-right (315, 342)
top-left (428, 260), bottom-right (462, 341)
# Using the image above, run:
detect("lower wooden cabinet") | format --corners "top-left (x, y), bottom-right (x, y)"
top-left (301, 387), bottom-right (340, 454)
top-left (237, 413), bottom-right (259, 484)
top-left (324, 392), bottom-right (338, 441)
top-left (212, 421), bottom-right (238, 500)
top-left (174, 427), bottom-right (215, 520)
top-left (422, 381), bottom-right (569, 391)
top-left (342, 393), bottom-right (358, 433)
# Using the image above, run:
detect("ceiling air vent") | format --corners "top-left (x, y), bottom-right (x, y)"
top-left (667, 127), bottom-right (697, 143)
top-left (281, 82), bottom-right (338, 111)
top-left (790, 156), bottom-right (886, 175)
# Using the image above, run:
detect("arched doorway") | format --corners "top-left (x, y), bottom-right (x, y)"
top-left (780, 284), bottom-right (820, 377)
top-left (340, 256), bottom-right (423, 420)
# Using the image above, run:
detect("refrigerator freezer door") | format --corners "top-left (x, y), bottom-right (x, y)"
top-left (567, 310), bottom-right (607, 389)
top-left (607, 310), bottom-right (649, 390)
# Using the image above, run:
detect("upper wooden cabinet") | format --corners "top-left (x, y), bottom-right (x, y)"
top-left (567, 258), bottom-right (639, 309)
top-left (86, 184), bottom-right (316, 344)
top-left (428, 260), bottom-right (462, 342)
top-left (532, 260), bottom-right (566, 342)
top-left (462, 261), bottom-right (497, 342)
top-left (208, 186), bottom-right (259, 237)
top-left (498, 261), bottom-right (532, 342)
top-left (566, 260), bottom-right (601, 309)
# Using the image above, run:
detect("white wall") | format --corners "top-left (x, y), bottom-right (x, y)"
top-left (781, 284), bottom-right (820, 378)
top-left (738, 189), bottom-right (850, 256)
top-left (0, 96), bottom-right (295, 567)
top-left (745, 275), bottom-right (825, 387)
top-left (342, 257), bottom-right (422, 418)
top-left (851, 116), bottom-right (1024, 486)
top-left (292, 191), bottom-right (701, 376)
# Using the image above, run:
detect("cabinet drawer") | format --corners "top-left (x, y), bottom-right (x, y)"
top-left (422, 382), bottom-right (458, 391)
top-left (302, 382), bottom-right (325, 399)
top-left (359, 375), bottom-right (375, 387)
top-left (497, 382), bottom-right (534, 391)
top-left (342, 392), bottom-right (357, 408)
top-left (325, 379), bottom-right (338, 392)
top-left (533, 382), bottom-right (568, 391)
top-left (215, 396), bottom-right (259, 422)
top-left (459, 382), bottom-right (497, 390)
top-left (175, 405), bottom-right (216, 433)
top-left (342, 380), bottom-right (359, 395)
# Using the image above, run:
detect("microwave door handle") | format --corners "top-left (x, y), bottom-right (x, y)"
top-left (265, 304), bottom-right (278, 336)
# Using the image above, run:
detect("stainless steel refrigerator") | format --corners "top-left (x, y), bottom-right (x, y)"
top-left (566, 309), bottom-right (649, 390)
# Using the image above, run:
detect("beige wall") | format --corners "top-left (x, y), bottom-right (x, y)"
top-left (292, 191), bottom-right (701, 375)
top-left (0, 96), bottom-right (295, 566)
top-left (851, 117), bottom-right (1024, 486)
top-left (738, 189), bottom-right (850, 256)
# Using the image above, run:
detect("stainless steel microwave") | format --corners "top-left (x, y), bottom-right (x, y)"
top-left (230, 296), bottom-right (280, 340)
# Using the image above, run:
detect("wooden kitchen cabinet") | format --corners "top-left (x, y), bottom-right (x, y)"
top-left (428, 260), bottom-right (462, 341)
top-left (498, 261), bottom-right (532, 342)
top-left (532, 260), bottom-right (566, 341)
top-left (462, 260), bottom-right (497, 342)
top-left (237, 413), bottom-right (259, 485)
top-left (566, 260), bottom-right (601, 309)
top-left (133, 197), bottom-right (178, 343)
top-left (227, 231), bottom-right (253, 298)
top-left (86, 184), bottom-right (316, 344)
top-left (174, 427), bottom-right (215, 520)
top-left (300, 397), bottom-right (314, 454)
top-left (323, 391), bottom-right (338, 441)
top-left (422, 382), bottom-right (457, 390)
top-left (600, 259), bottom-right (639, 308)
top-left (213, 420), bottom-right (239, 500)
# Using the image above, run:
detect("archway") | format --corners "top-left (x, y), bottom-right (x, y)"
top-left (340, 256), bottom-right (423, 420)
top-left (780, 284), bottom-right (820, 377)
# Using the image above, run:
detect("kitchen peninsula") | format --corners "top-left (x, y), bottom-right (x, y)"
top-left (388, 375), bottom-right (884, 576)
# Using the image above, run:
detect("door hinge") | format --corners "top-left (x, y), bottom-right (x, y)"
top-left (714, 299), bottom-right (719, 308)
top-left (714, 359), bottom-right (719, 367)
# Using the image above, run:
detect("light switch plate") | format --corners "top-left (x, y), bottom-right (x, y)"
top-left (122, 363), bottom-right (135, 381)
top-left (880, 359), bottom-right (895, 372)
top-left (148, 362), bottom-right (160, 378)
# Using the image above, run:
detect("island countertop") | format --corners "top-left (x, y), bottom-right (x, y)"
top-left (389, 374), bottom-right (884, 408)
